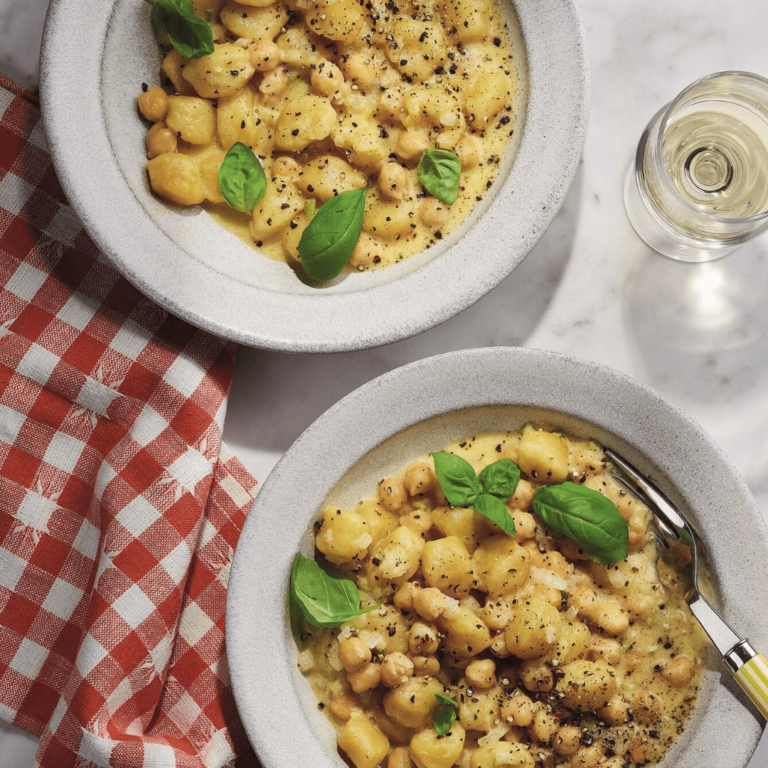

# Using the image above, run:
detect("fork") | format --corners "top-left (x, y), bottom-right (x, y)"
top-left (604, 448), bottom-right (768, 721)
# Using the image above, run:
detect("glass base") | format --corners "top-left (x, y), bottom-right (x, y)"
top-left (623, 162), bottom-right (737, 263)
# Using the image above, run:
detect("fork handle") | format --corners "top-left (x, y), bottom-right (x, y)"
top-left (726, 641), bottom-right (768, 720)
top-left (687, 594), bottom-right (768, 720)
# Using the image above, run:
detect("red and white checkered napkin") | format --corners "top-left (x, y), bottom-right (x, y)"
top-left (0, 75), bottom-right (260, 767)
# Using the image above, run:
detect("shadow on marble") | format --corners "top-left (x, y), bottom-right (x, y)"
top-left (623, 237), bottom-right (768, 490)
top-left (225, 166), bottom-right (584, 457)
top-left (624, 237), bottom-right (768, 396)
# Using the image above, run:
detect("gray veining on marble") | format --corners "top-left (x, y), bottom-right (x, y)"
top-left (0, 0), bottom-right (766, 764)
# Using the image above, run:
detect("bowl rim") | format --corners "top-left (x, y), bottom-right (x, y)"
top-left (226, 347), bottom-right (768, 768)
top-left (39, 0), bottom-right (590, 353)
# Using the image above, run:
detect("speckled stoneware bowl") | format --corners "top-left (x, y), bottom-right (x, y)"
top-left (227, 347), bottom-right (768, 767)
top-left (40, 0), bottom-right (588, 352)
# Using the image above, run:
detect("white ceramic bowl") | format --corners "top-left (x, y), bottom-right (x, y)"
top-left (227, 347), bottom-right (768, 767)
top-left (40, 0), bottom-right (589, 352)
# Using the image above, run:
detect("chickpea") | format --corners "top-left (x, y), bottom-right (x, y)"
top-left (344, 52), bottom-right (378, 88)
top-left (412, 655), bottom-right (440, 676)
top-left (509, 478), bottom-right (533, 511)
top-left (624, 595), bottom-right (654, 621)
top-left (379, 477), bottom-right (408, 513)
top-left (588, 637), bottom-right (621, 666)
top-left (465, 659), bottom-right (496, 690)
top-left (570, 745), bottom-right (604, 768)
top-left (349, 234), bottom-right (383, 270)
top-left (510, 511), bottom-right (535, 542)
top-left (670, 540), bottom-right (693, 567)
top-left (403, 461), bottom-right (436, 497)
top-left (340, 637), bottom-right (372, 673)
top-left (311, 60), bottom-right (345, 98)
top-left (395, 130), bottom-right (429, 161)
top-left (662, 656), bottom-right (695, 687)
top-left (518, 659), bottom-right (553, 692)
top-left (388, 746), bottom-right (413, 768)
top-left (502, 726), bottom-right (528, 744)
top-left (455, 134), bottom-right (481, 170)
top-left (491, 633), bottom-right (512, 658)
top-left (520, 539), bottom-right (544, 567)
top-left (569, 587), bottom-right (599, 621)
top-left (329, 692), bottom-right (358, 721)
top-left (530, 709), bottom-right (559, 745)
top-left (628, 732), bottom-right (654, 764)
top-left (599, 696), bottom-right (630, 725)
top-left (624, 648), bottom-right (644, 671)
top-left (249, 41), bottom-right (282, 72)
top-left (561, 538), bottom-right (589, 562)
top-left (272, 156), bottom-right (300, 179)
top-left (408, 622), bottom-right (439, 655)
top-left (602, 758), bottom-right (627, 768)
top-left (419, 197), bottom-right (450, 230)
top-left (553, 725), bottom-right (581, 755)
top-left (595, 603), bottom-right (629, 636)
top-left (146, 123), bottom-right (178, 159)
top-left (540, 551), bottom-right (569, 580)
top-left (259, 68), bottom-right (289, 98)
top-left (413, 587), bottom-right (453, 621)
top-left (632, 691), bottom-right (664, 724)
top-left (394, 581), bottom-right (420, 613)
top-left (139, 86), bottom-right (169, 122)
top-left (381, 652), bottom-right (415, 687)
top-left (501, 689), bottom-right (533, 726)
top-left (348, 662), bottom-right (381, 693)
top-left (378, 163), bottom-right (408, 201)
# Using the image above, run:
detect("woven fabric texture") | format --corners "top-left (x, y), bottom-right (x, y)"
top-left (0, 75), bottom-right (259, 768)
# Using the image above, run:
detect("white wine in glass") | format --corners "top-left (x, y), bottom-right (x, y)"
top-left (625, 72), bottom-right (768, 262)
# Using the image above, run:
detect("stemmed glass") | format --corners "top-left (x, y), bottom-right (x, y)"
top-left (624, 71), bottom-right (768, 262)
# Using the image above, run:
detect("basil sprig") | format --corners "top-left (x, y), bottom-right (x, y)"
top-left (218, 143), bottom-right (267, 213)
top-left (532, 483), bottom-right (628, 564)
top-left (146, 0), bottom-right (214, 59)
top-left (417, 148), bottom-right (461, 205)
top-left (433, 693), bottom-right (458, 736)
top-left (431, 452), bottom-right (519, 536)
top-left (289, 553), bottom-right (376, 629)
top-left (298, 189), bottom-right (366, 281)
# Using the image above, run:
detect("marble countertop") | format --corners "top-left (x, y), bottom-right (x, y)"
top-left (1, 0), bottom-right (767, 764)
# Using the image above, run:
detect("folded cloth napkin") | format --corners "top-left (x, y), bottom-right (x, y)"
top-left (0, 74), bottom-right (260, 767)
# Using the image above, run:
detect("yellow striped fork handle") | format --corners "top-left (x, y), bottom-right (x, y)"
top-left (734, 653), bottom-right (768, 720)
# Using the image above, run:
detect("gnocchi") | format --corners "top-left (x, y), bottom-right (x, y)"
top-left (299, 427), bottom-right (708, 768)
top-left (139, 0), bottom-right (523, 277)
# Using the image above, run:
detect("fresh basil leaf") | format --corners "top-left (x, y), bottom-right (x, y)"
top-left (433, 693), bottom-right (458, 736)
top-left (298, 189), bottom-right (366, 281)
top-left (417, 148), bottom-right (461, 205)
top-left (478, 459), bottom-right (520, 500)
top-left (431, 451), bottom-right (481, 507)
top-left (146, 0), bottom-right (214, 59)
top-left (288, 579), bottom-right (307, 641)
top-left (532, 483), bottom-right (629, 564)
top-left (474, 493), bottom-right (516, 536)
top-left (218, 142), bottom-right (267, 213)
top-left (434, 693), bottom-right (458, 708)
top-left (290, 553), bottom-right (375, 628)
